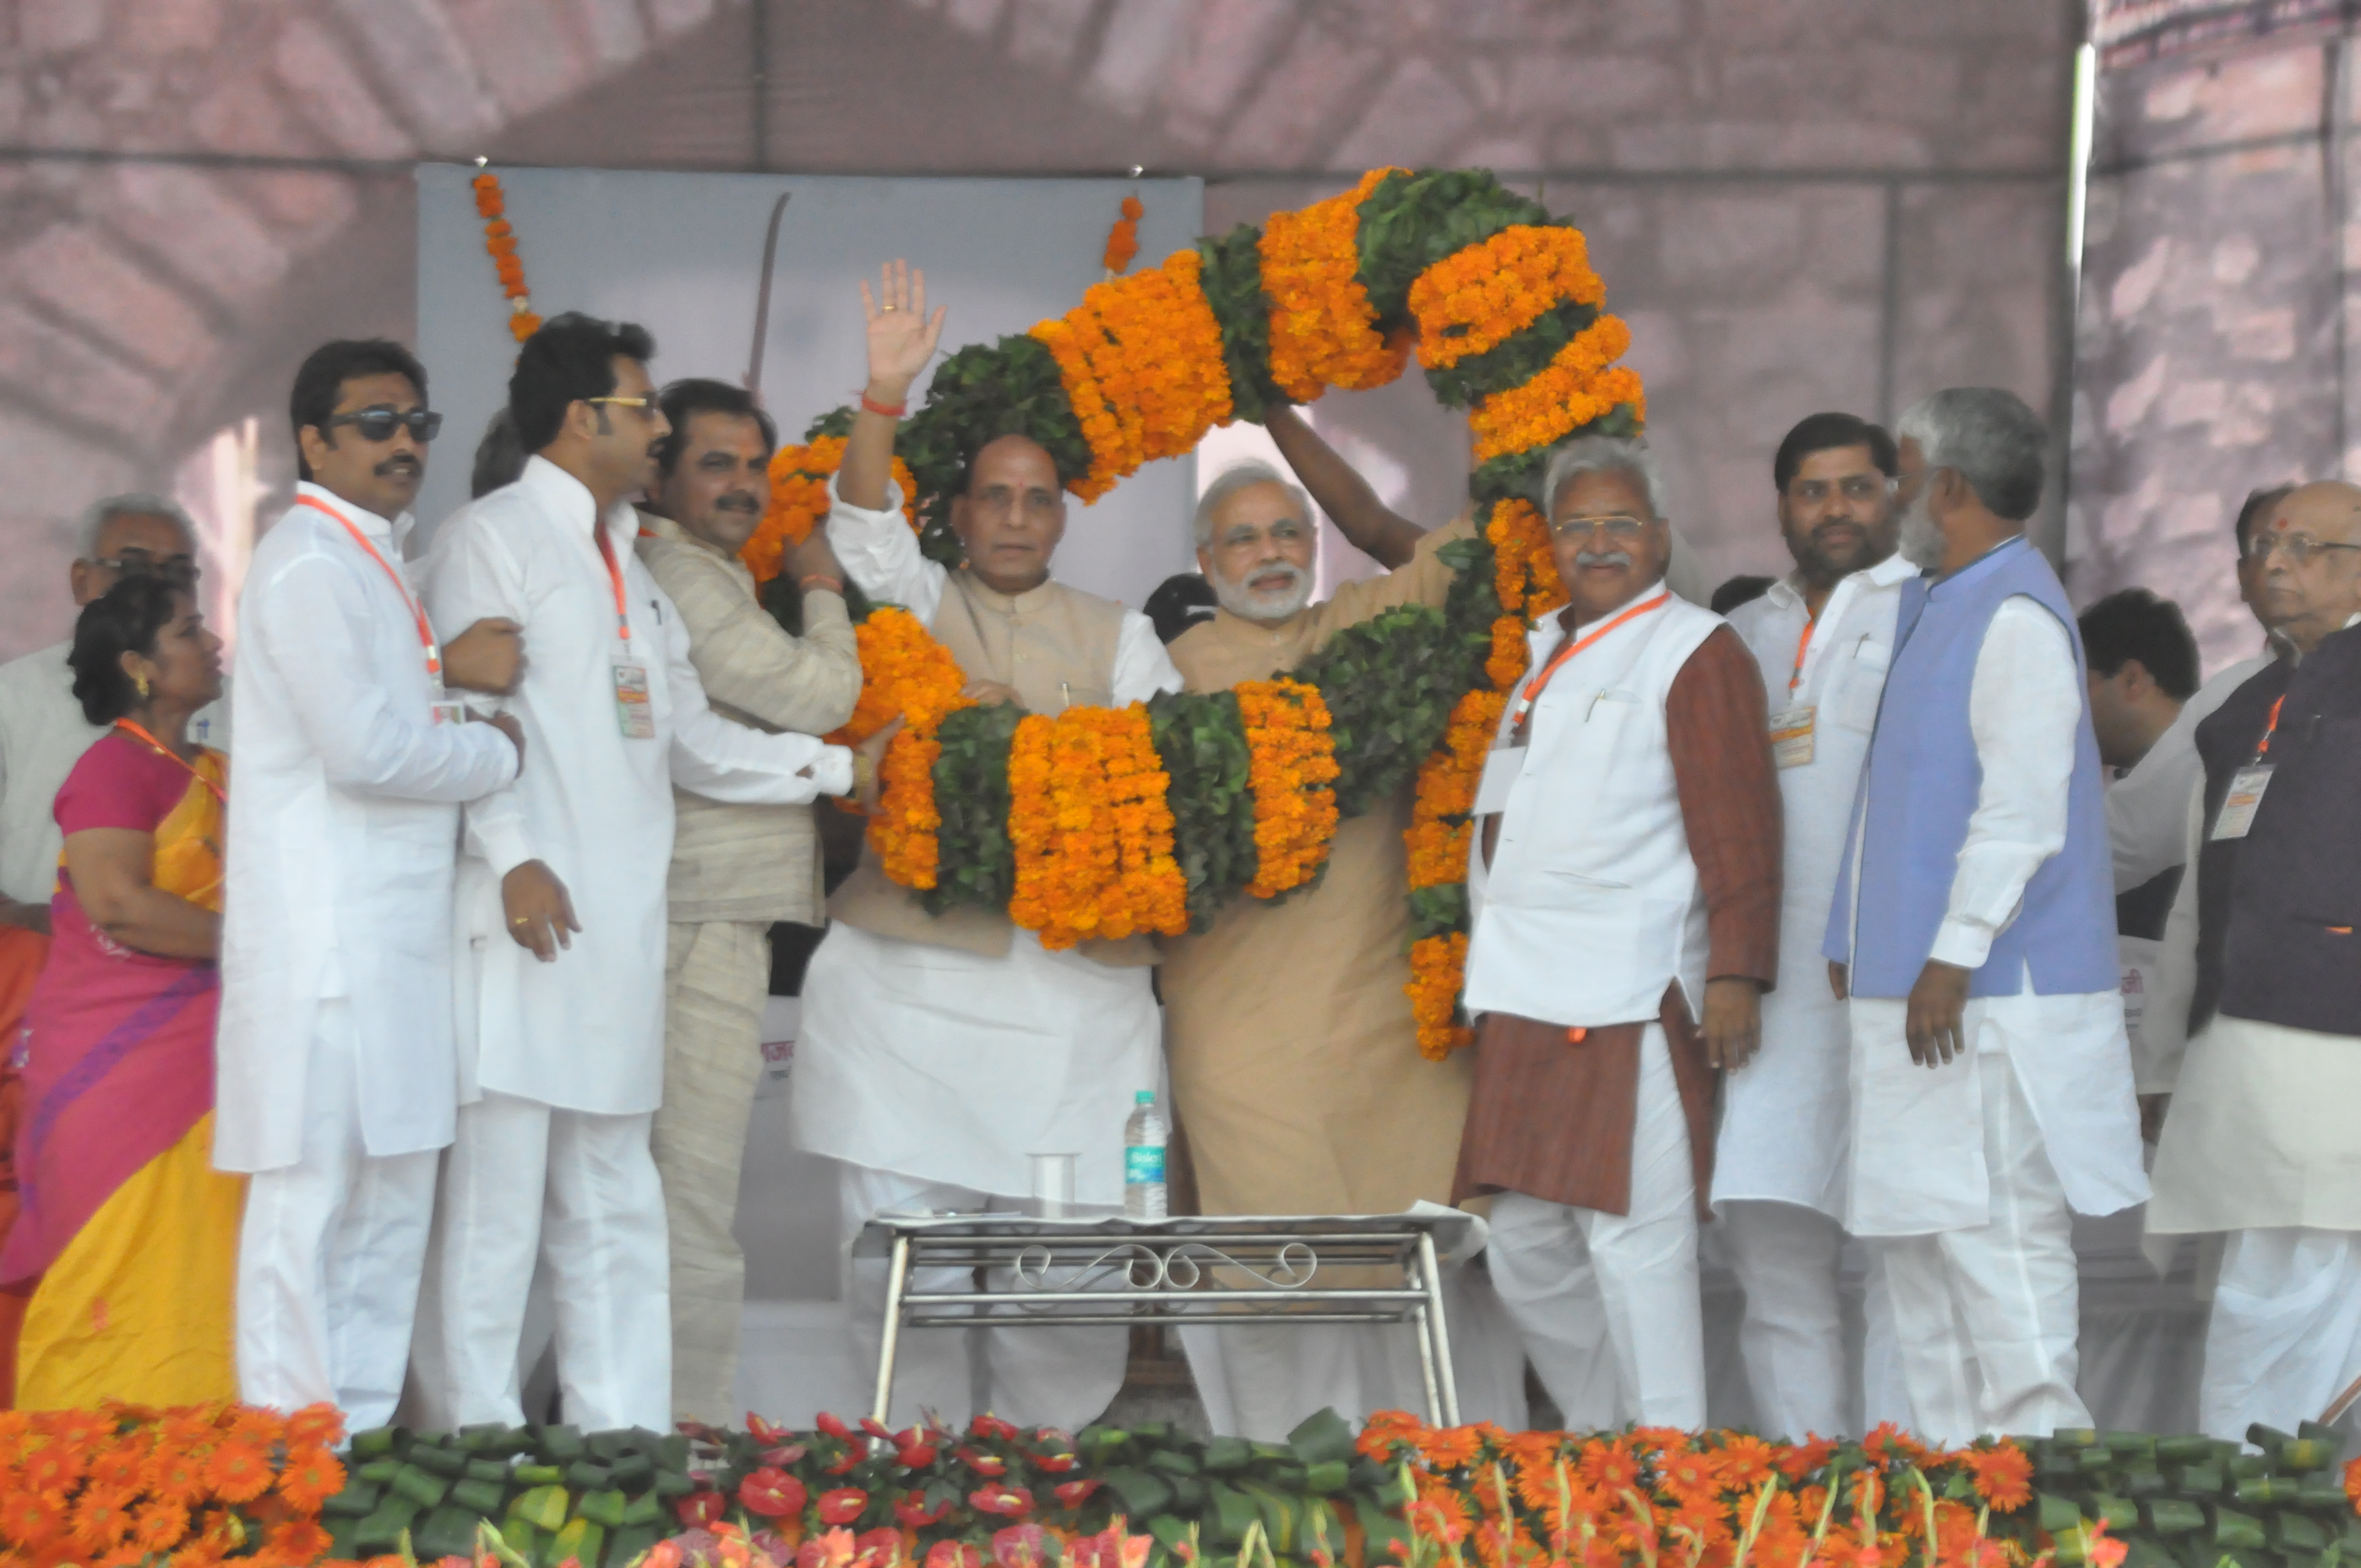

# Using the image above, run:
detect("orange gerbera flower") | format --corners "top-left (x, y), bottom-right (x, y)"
top-left (46, 1408), bottom-right (111, 1450)
top-left (1714, 1435), bottom-right (1776, 1493)
top-left (276, 1443), bottom-right (346, 1513)
top-left (18, 1441), bottom-right (83, 1495)
top-left (142, 1445), bottom-right (210, 1507)
top-left (225, 1406), bottom-right (285, 1447)
top-left (1961, 1445), bottom-right (2032, 1513)
top-left (0, 1489), bottom-right (62, 1548)
top-left (68, 1483), bottom-right (138, 1552)
top-left (1660, 1448), bottom-right (1720, 1504)
top-left (1776, 1436), bottom-right (1838, 1482)
top-left (284, 1404), bottom-right (345, 1450)
top-left (204, 1439), bottom-right (273, 1504)
top-left (131, 1498), bottom-right (191, 1554)
top-left (1357, 1410), bottom-right (1427, 1463)
top-left (268, 1516), bottom-right (334, 1562)
top-left (83, 1440), bottom-right (145, 1491)
top-left (1578, 1440), bottom-right (1641, 1494)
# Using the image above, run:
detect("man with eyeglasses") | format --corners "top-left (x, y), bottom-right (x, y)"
top-left (416, 313), bottom-right (853, 1433)
top-left (1826, 388), bottom-right (2146, 1443)
top-left (217, 339), bottom-right (532, 1430)
top-left (1454, 434), bottom-right (1782, 1430)
top-left (792, 263), bottom-right (1184, 1429)
top-left (1715, 411), bottom-right (1912, 1440)
top-left (2142, 481), bottom-right (2361, 1439)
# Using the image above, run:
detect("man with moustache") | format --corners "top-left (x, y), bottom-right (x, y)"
top-left (1826, 388), bottom-right (2147, 1442)
top-left (634, 377), bottom-right (863, 1423)
top-left (2144, 481), bottom-right (2361, 1438)
top-left (219, 340), bottom-right (528, 1429)
top-left (792, 263), bottom-right (1184, 1428)
top-left (1718, 412), bottom-right (1912, 1439)
top-left (1157, 452), bottom-right (1477, 1439)
top-left (1454, 434), bottom-right (1782, 1429)
top-left (420, 314), bottom-right (856, 1431)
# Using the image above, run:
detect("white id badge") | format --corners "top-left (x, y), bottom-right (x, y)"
top-left (429, 687), bottom-right (467, 726)
top-left (612, 662), bottom-right (656, 739)
top-left (1769, 705), bottom-right (1817, 769)
top-left (2210, 765), bottom-right (2273, 840)
top-left (1474, 746), bottom-right (1526, 815)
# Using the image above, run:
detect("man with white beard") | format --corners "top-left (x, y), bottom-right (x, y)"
top-left (1157, 447), bottom-right (1477, 1439)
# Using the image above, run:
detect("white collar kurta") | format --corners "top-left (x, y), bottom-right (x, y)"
top-left (215, 482), bottom-right (521, 1172)
top-left (422, 458), bottom-right (848, 1117)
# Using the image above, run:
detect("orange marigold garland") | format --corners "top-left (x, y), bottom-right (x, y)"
top-left (1008, 706), bottom-right (1188, 948)
top-left (1468, 314), bottom-right (1644, 462)
top-left (1408, 225), bottom-right (1606, 371)
top-left (1102, 193), bottom-right (1144, 276)
top-left (848, 607), bottom-right (973, 892)
top-left (1258, 166), bottom-right (1412, 402)
top-left (741, 434), bottom-right (920, 587)
top-left (1235, 678), bottom-right (1342, 899)
top-left (470, 170), bottom-right (543, 343)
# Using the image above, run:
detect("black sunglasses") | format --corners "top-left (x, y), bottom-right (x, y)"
top-left (325, 407), bottom-right (444, 443)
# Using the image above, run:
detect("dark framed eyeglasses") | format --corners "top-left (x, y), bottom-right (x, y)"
top-left (325, 407), bottom-right (443, 443)
top-left (2248, 532), bottom-right (2361, 565)
top-left (84, 550), bottom-right (201, 586)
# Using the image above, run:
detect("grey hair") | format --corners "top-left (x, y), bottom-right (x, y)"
top-left (1193, 460), bottom-right (1314, 552)
top-left (76, 492), bottom-right (197, 559)
top-left (1540, 434), bottom-right (1667, 520)
top-left (1895, 388), bottom-right (2047, 523)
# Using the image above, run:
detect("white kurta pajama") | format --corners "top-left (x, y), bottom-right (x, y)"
top-left (792, 476), bottom-right (1180, 1430)
top-left (216, 484), bottom-right (520, 1430)
top-left (1722, 556), bottom-right (1912, 1439)
top-left (418, 457), bottom-right (850, 1432)
top-left (1841, 599), bottom-right (2149, 1444)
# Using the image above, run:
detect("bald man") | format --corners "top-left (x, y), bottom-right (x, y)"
top-left (2145, 481), bottom-right (2361, 1438)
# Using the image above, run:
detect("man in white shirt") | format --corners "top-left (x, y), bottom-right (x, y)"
top-left (421, 313), bottom-right (854, 1432)
top-left (1719, 412), bottom-right (1912, 1440)
top-left (219, 339), bottom-right (526, 1430)
top-left (790, 263), bottom-right (1183, 1429)
top-left (1825, 388), bottom-right (2148, 1442)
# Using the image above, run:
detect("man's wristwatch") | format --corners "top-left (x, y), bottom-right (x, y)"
top-left (849, 748), bottom-right (878, 802)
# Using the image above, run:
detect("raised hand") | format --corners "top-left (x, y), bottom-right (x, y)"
top-left (860, 259), bottom-right (947, 403)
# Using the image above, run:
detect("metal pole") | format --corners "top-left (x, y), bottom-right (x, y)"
top-left (1418, 1230), bottom-right (1461, 1427)
top-left (873, 1232), bottom-right (911, 1425)
top-left (1408, 1246), bottom-right (1443, 1425)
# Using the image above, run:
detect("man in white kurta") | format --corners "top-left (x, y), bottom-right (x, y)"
top-left (1827, 390), bottom-right (2147, 1445)
top-left (220, 341), bottom-right (524, 1429)
top-left (420, 316), bottom-right (851, 1431)
top-left (1720, 412), bottom-right (1912, 1439)
top-left (789, 265), bottom-right (1181, 1428)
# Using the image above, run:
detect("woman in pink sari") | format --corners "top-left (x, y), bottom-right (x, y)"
top-left (0, 576), bottom-right (239, 1407)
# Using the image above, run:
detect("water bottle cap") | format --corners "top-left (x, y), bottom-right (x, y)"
top-left (1135, 1090), bottom-right (1155, 1104)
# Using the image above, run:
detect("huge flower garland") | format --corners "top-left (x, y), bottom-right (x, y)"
top-left (739, 167), bottom-right (1649, 1049)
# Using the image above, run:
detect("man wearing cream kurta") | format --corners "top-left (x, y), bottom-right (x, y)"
top-left (2144, 480), bottom-right (2361, 1440)
top-left (1160, 426), bottom-right (1473, 1441)
top-left (638, 377), bottom-right (863, 1424)
top-left (790, 264), bottom-right (1183, 1429)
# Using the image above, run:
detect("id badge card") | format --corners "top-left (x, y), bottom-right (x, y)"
top-left (612, 661), bottom-right (656, 739)
top-left (428, 685), bottom-right (467, 727)
top-left (1474, 745), bottom-right (1526, 815)
top-left (2210, 764), bottom-right (2273, 840)
top-left (1769, 705), bottom-right (1817, 769)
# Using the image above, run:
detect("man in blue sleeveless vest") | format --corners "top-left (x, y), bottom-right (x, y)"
top-left (2144, 480), bottom-right (2361, 1440)
top-left (1824, 388), bottom-right (2147, 1442)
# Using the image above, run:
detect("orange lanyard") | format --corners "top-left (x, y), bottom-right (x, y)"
top-left (113, 720), bottom-right (226, 805)
top-left (297, 494), bottom-right (440, 682)
top-left (1512, 590), bottom-right (1671, 730)
top-left (1788, 611), bottom-right (1818, 696)
top-left (2254, 695), bottom-right (2288, 761)
top-left (594, 524), bottom-right (632, 646)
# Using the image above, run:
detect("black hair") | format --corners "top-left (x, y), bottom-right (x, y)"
top-left (1773, 412), bottom-right (1897, 493)
top-left (655, 379), bottom-right (777, 478)
top-left (509, 311), bottom-right (657, 453)
top-left (69, 576), bottom-right (187, 725)
top-left (2078, 587), bottom-right (2199, 701)
top-left (289, 339), bottom-right (429, 482)
top-left (1710, 574), bottom-right (1777, 616)
top-left (2233, 484), bottom-right (2296, 554)
top-left (1145, 573), bottom-right (1219, 645)
top-left (470, 407), bottom-right (527, 500)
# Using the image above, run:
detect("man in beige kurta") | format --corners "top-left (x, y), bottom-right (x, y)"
top-left (638, 379), bottom-right (862, 1423)
top-left (1160, 441), bottom-right (1475, 1440)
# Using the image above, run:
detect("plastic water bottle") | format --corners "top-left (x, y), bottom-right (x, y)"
top-left (1124, 1090), bottom-right (1168, 1220)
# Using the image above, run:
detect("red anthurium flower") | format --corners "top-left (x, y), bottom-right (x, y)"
top-left (898, 1444), bottom-right (940, 1470)
top-left (817, 1412), bottom-right (855, 1440)
top-left (972, 1486), bottom-right (1035, 1518)
top-left (763, 1445), bottom-right (810, 1467)
top-left (1033, 1453), bottom-right (1078, 1474)
top-left (959, 1447), bottom-right (1008, 1477)
top-left (970, 1415), bottom-right (1019, 1441)
top-left (992, 1523), bottom-right (1050, 1568)
top-left (862, 1418), bottom-right (897, 1441)
top-left (818, 1487), bottom-right (871, 1525)
top-left (896, 1491), bottom-right (953, 1529)
top-left (1053, 1478), bottom-right (1101, 1509)
top-left (678, 1490), bottom-right (728, 1529)
top-left (927, 1543), bottom-right (983, 1568)
top-left (749, 1413), bottom-right (793, 1445)
top-left (741, 1468), bottom-right (809, 1520)
top-left (858, 1527), bottom-right (905, 1560)
top-left (827, 1450), bottom-right (862, 1476)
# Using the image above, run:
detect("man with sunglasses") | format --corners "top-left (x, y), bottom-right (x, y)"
top-left (2143, 480), bottom-right (2361, 1439)
top-left (418, 313), bottom-right (855, 1434)
top-left (219, 339), bottom-right (532, 1431)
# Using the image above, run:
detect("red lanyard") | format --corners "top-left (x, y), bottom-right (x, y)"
top-left (113, 720), bottom-right (226, 805)
top-left (594, 524), bottom-right (632, 645)
top-left (2254, 695), bottom-right (2287, 760)
top-left (1512, 590), bottom-right (1671, 729)
top-left (297, 494), bottom-right (440, 682)
top-left (1788, 612), bottom-right (1818, 696)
